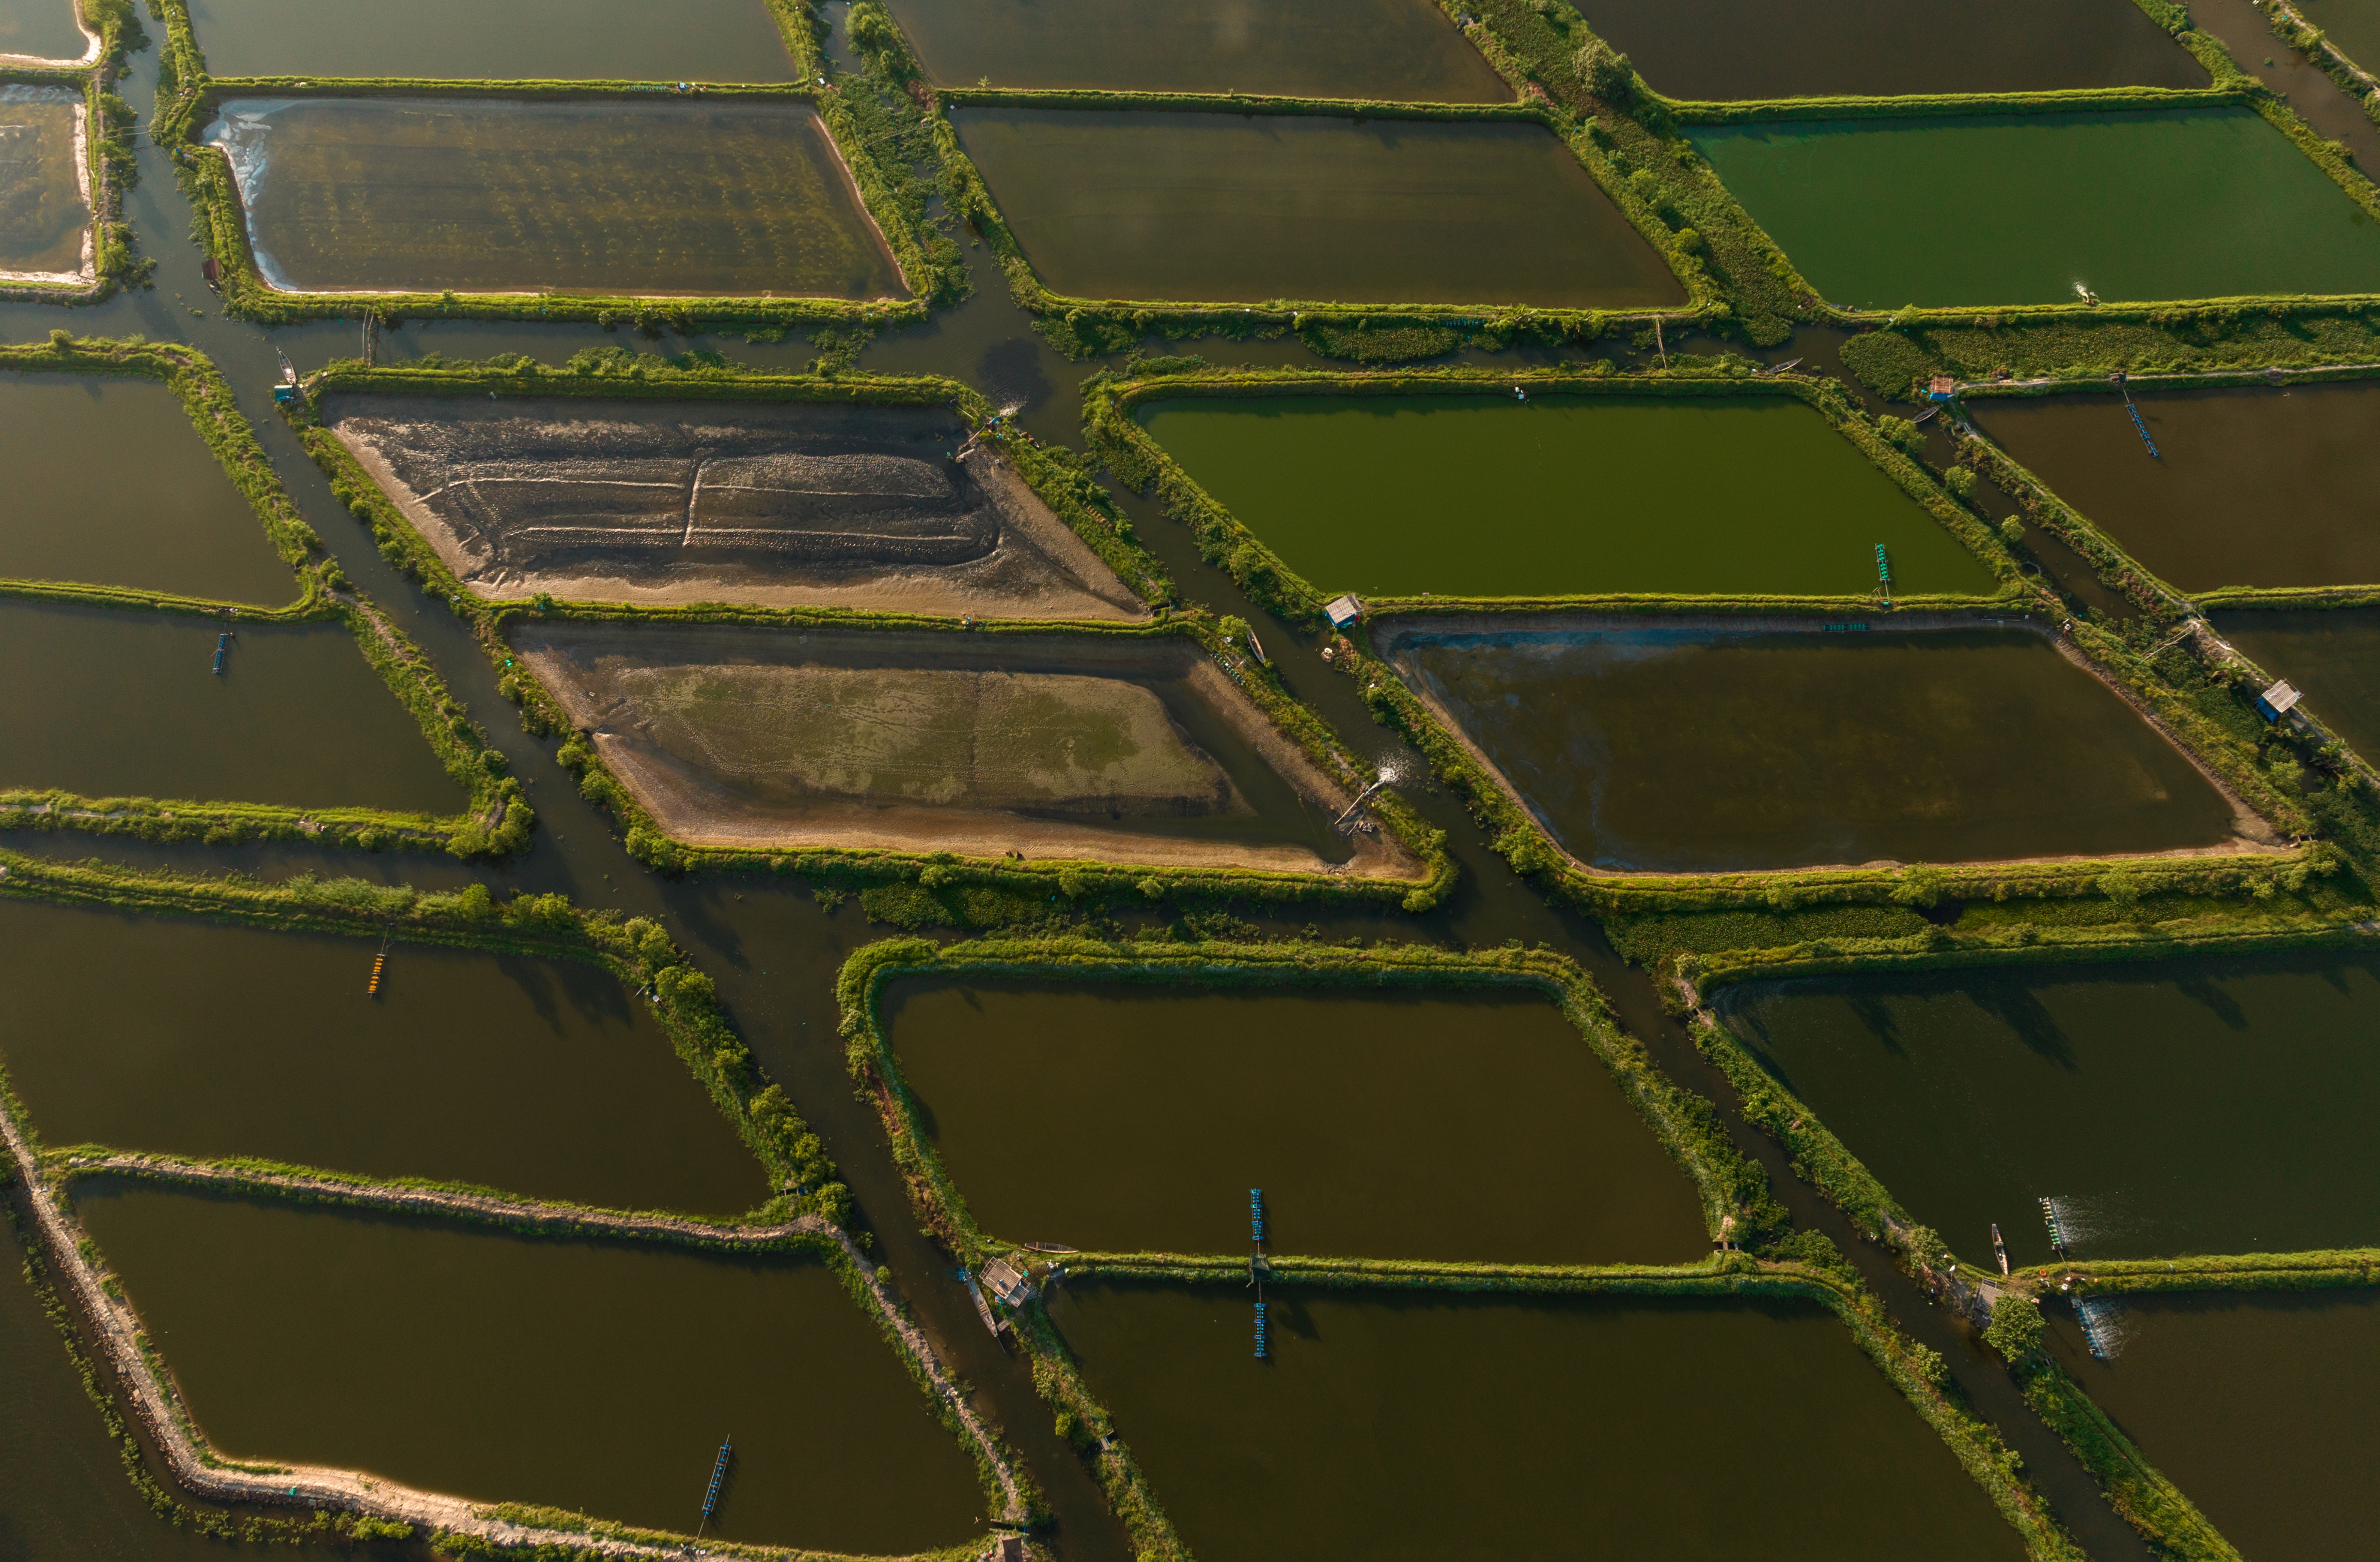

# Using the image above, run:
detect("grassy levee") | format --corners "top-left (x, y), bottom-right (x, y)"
top-left (2250, 0), bottom-right (2380, 126)
top-left (2015, 1248), bottom-right (2380, 1292)
top-left (2013, 1359), bottom-right (2242, 1562)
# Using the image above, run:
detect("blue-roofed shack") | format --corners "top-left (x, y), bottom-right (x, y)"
top-left (2255, 679), bottom-right (2303, 722)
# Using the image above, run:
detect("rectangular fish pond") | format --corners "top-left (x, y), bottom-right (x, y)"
top-left (0, 600), bottom-right (463, 814)
top-left (72, 1185), bottom-right (987, 1554)
top-left (0, 0), bottom-right (92, 63)
top-left (1971, 381), bottom-right (2380, 592)
top-left (1380, 619), bottom-right (2243, 873)
top-left (0, 898), bottom-right (769, 1215)
top-left (512, 621), bottom-right (1405, 876)
top-left (2044, 1287), bottom-right (2380, 1562)
top-left (1045, 1282), bottom-right (2029, 1560)
top-left (879, 977), bottom-right (1711, 1262)
top-left (0, 372), bottom-right (294, 604)
top-left (1574, 0), bottom-right (2204, 102)
top-left (324, 392), bottom-right (1147, 618)
top-left (2213, 607), bottom-right (2380, 760)
top-left (1137, 390), bottom-right (1998, 599)
top-left (0, 85), bottom-right (89, 280)
top-left (205, 98), bottom-right (904, 299)
top-left (1717, 948), bottom-right (2380, 1267)
top-left (182, 0), bottom-right (797, 83)
top-left (1692, 108), bottom-right (2380, 309)
top-left (952, 107), bottom-right (1684, 308)
top-left (883, 0), bottom-right (1509, 100)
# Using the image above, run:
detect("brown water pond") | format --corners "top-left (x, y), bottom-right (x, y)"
top-left (182, 0), bottom-right (796, 83)
top-left (2213, 607), bottom-right (2380, 759)
top-left (0, 86), bottom-right (88, 276)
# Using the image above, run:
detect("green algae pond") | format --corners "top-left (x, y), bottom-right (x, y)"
top-left (205, 98), bottom-right (903, 298)
top-left (953, 107), bottom-right (1682, 307)
top-left (882, 978), bottom-right (1710, 1262)
top-left (2214, 607), bottom-right (2380, 759)
top-left (182, 0), bottom-right (796, 83)
top-left (1720, 950), bottom-right (2380, 1267)
top-left (2045, 1288), bottom-right (2380, 1561)
top-left (72, 1184), bottom-right (986, 1553)
top-left (1384, 621), bottom-right (2237, 872)
top-left (1971, 381), bottom-right (2380, 590)
top-left (1047, 1282), bottom-right (2026, 1560)
top-left (0, 898), bottom-right (768, 1214)
top-left (1577, 0), bottom-right (2204, 101)
top-left (1693, 107), bottom-right (2380, 308)
top-left (0, 0), bottom-right (87, 61)
top-left (884, 0), bottom-right (1508, 99)
top-left (0, 87), bottom-right (88, 278)
top-left (0, 600), bottom-right (462, 814)
top-left (1139, 392), bottom-right (1997, 599)
top-left (0, 373), bottom-right (293, 603)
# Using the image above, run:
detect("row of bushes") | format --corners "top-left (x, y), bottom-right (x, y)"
top-left (1841, 310), bottom-right (2380, 399)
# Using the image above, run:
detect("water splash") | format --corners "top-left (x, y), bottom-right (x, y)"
top-left (2075, 1294), bottom-right (2128, 1360)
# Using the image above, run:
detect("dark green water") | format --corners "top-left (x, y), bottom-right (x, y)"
top-left (884, 0), bottom-right (1508, 100)
top-left (2215, 608), bottom-right (2380, 760)
top-left (206, 98), bottom-right (902, 298)
top-left (0, 898), bottom-right (768, 1214)
top-left (1389, 624), bottom-right (2235, 871)
top-left (1972, 382), bottom-right (2380, 591)
top-left (0, 89), bottom-right (87, 274)
top-left (2046, 1288), bottom-right (2380, 1562)
top-left (74, 1186), bottom-right (987, 1552)
top-left (952, 107), bottom-right (1684, 307)
top-left (1724, 951), bottom-right (2380, 1267)
top-left (883, 978), bottom-right (1710, 1262)
top-left (182, 0), bottom-right (797, 83)
top-left (1047, 1282), bottom-right (2027, 1561)
top-left (1694, 108), bottom-right (2380, 308)
top-left (0, 0), bottom-right (86, 61)
top-left (0, 600), bottom-right (463, 813)
top-left (1140, 393), bottom-right (1998, 598)
top-left (1579, 0), bottom-right (2204, 101)
top-left (0, 373), bottom-right (294, 603)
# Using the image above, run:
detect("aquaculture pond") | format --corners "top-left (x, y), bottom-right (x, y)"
top-left (0, 0), bottom-right (86, 61)
top-left (1971, 381), bottom-right (2380, 590)
top-left (204, 98), bottom-right (903, 298)
top-left (882, 0), bottom-right (1508, 100)
top-left (0, 373), bottom-right (292, 603)
top-left (1140, 392), bottom-right (1997, 599)
top-left (181, 0), bottom-right (796, 83)
top-left (1048, 1283), bottom-right (2026, 1561)
top-left (952, 107), bottom-right (1682, 307)
top-left (0, 899), bottom-right (767, 1214)
top-left (1385, 622), bottom-right (2236, 872)
top-left (1576, 0), bottom-right (2204, 101)
top-left (73, 1186), bottom-right (985, 1554)
top-left (2215, 608), bottom-right (2380, 759)
top-left (0, 600), bottom-right (462, 813)
top-left (1693, 107), bottom-right (2380, 308)
top-left (0, 87), bottom-right (87, 277)
top-left (1721, 950), bottom-right (2380, 1267)
top-left (2301, 0), bottom-right (2380, 70)
top-left (882, 978), bottom-right (1709, 1262)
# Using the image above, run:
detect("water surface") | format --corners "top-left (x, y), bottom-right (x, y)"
top-left (2301, 0), bottom-right (2380, 70)
top-left (884, 979), bottom-right (1710, 1261)
top-left (183, 0), bottom-right (796, 82)
top-left (0, 88), bottom-right (87, 274)
top-left (2214, 607), bottom-right (2380, 759)
top-left (0, 0), bottom-right (85, 62)
top-left (1142, 393), bottom-right (1997, 598)
top-left (954, 107), bottom-right (1683, 307)
top-left (1694, 108), bottom-right (2380, 307)
top-left (1724, 952), bottom-right (2380, 1266)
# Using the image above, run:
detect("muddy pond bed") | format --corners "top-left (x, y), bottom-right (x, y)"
top-left (1721, 949), bottom-right (2380, 1267)
top-left (73, 1185), bottom-right (984, 1553)
top-left (1694, 107), bottom-right (2380, 308)
top-left (952, 107), bottom-right (1682, 307)
top-left (205, 98), bottom-right (902, 298)
top-left (325, 393), bottom-right (1143, 618)
top-left (1048, 1282), bottom-right (2026, 1560)
top-left (1972, 381), bottom-right (2380, 590)
top-left (0, 898), bottom-right (766, 1213)
top-left (514, 621), bottom-right (1396, 874)
top-left (1140, 392), bottom-right (1996, 599)
top-left (1383, 620), bottom-right (2238, 872)
top-left (2214, 607), bottom-right (2380, 758)
top-left (182, 0), bottom-right (796, 83)
top-left (0, 0), bottom-right (88, 62)
top-left (0, 600), bottom-right (462, 814)
top-left (0, 373), bottom-right (293, 602)
top-left (883, 978), bottom-right (1708, 1261)
top-left (0, 86), bottom-right (88, 278)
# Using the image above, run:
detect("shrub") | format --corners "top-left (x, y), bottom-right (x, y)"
top-left (1984, 1295), bottom-right (2046, 1363)
top-left (1876, 414), bottom-right (1926, 457)
top-left (1999, 516), bottom-right (2024, 546)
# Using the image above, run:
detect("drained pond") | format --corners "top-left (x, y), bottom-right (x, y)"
top-left (1047, 1282), bottom-right (2026, 1560)
top-left (205, 98), bottom-right (903, 298)
top-left (181, 0), bottom-right (796, 83)
top-left (2214, 607), bottom-right (2380, 759)
top-left (0, 898), bottom-right (766, 1214)
top-left (73, 1185), bottom-right (984, 1553)
top-left (1720, 949), bottom-right (2380, 1266)
top-left (1694, 107), bottom-right (2380, 308)
top-left (0, 86), bottom-right (88, 278)
top-left (1140, 392), bottom-right (1997, 599)
top-left (952, 107), bottom-right (1682, 307)
top-left (882, 978), bottom-right (1709, 1261)
top-left (1383, 621), bottom-right (2239, 872)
